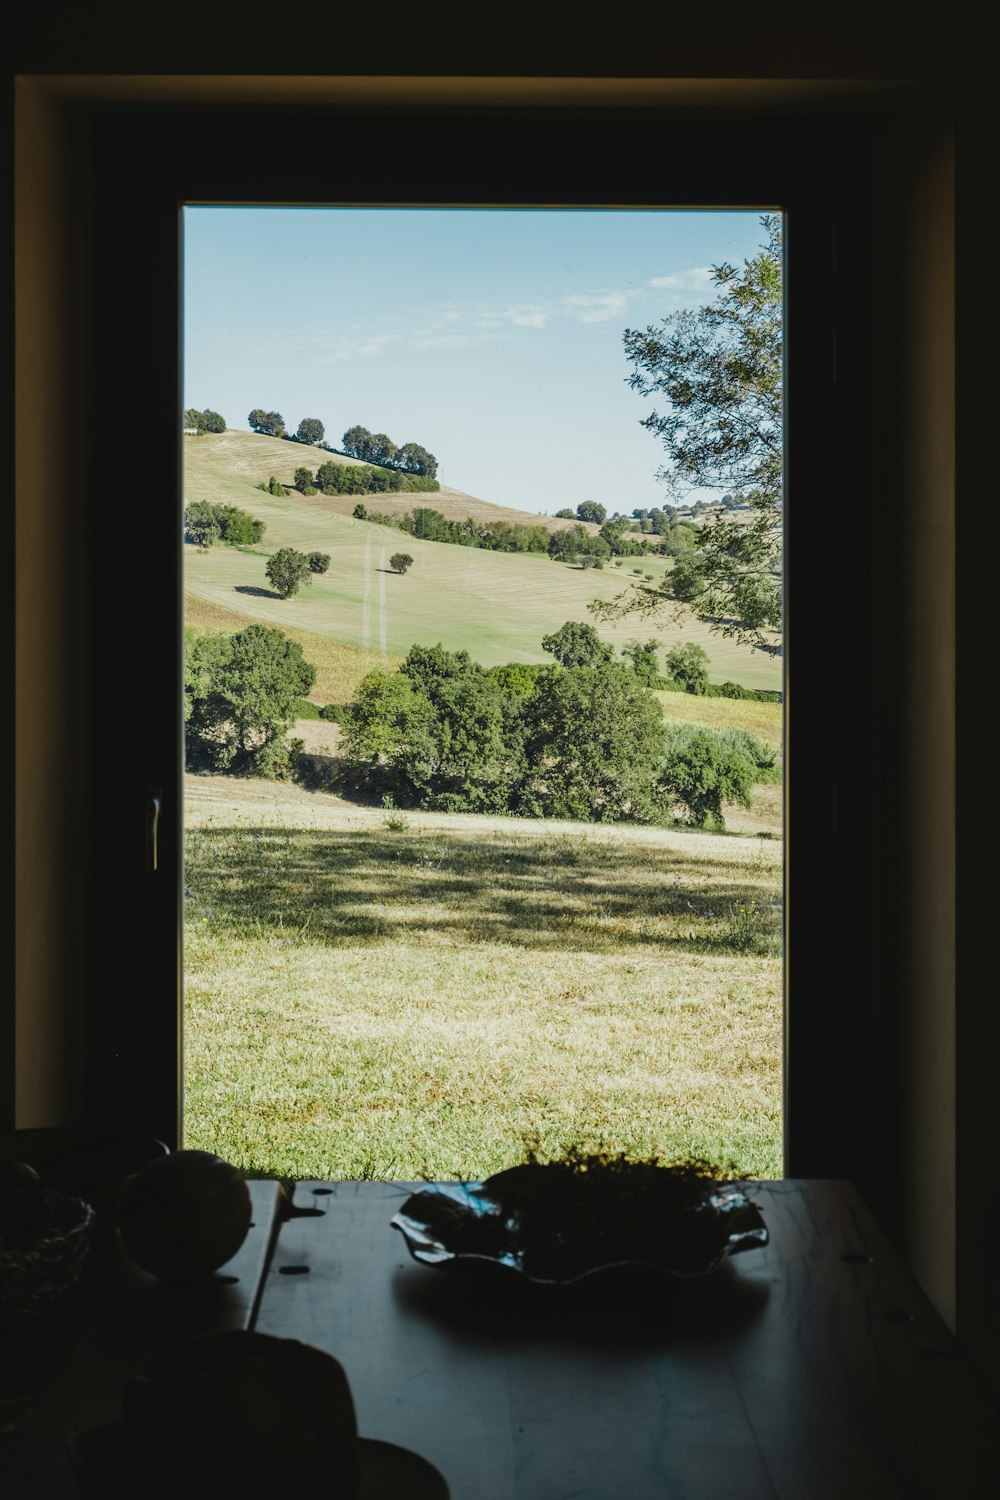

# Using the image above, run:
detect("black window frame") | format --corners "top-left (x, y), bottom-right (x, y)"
top-left (88, 104), bottom-right (873, 1184)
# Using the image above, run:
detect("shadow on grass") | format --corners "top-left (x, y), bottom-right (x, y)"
top-left (185, 822), bottom-right (781, 957)
top-left (234, 584), bottom-right (283, 600)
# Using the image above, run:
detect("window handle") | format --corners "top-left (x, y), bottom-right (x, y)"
top-left (145, 788), bottom-right (162, 872)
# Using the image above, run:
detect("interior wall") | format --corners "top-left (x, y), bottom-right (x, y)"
top-left (13, 79), bottom-right (93, 1127)
top-left (10, 72), bottom-right (963, 1350)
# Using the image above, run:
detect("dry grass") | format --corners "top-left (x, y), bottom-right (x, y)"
top-left (185, 592), bottom-right (402, 704)
top-left (183, 777), bottom-right (783, 1182)
top-left (658, 691), bottom-right (783, 751)
top-left (184, 429), bottom-right (784, 690)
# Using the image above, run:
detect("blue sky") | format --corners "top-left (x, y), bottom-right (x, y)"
top-left (183, 209), bottom-right (772, 516)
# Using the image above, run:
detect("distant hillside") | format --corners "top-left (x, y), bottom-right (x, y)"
top-left (183, 427), bottom-right (783, 691)
top-left (184, 428), bottom-right (597, 535)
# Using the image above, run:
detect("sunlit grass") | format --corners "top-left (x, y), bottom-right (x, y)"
top-left (183, 778), bottom-right (782, 1182)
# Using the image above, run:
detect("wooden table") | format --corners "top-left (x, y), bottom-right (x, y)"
top-left (4, 1179), bottom-right (996, 1497)
top-left (0, 1179), bottom-right (283, 1497)
top-left (255, 1180), bottom-right (997, 1500)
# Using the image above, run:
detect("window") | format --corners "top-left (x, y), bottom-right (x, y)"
top-left (181, 204), bottom-right (785, 1180)
top-left (33, 102), bottom-right (873, 1186)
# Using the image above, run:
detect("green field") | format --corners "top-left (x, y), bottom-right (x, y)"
top-left (183, 777), bottom-right (783, 1180)
top-left (184, 429), bottom-right (783, 689)
top-left (182, 428), bottom-right (784, 1183)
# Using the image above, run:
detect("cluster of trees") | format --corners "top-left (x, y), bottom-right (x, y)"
top-left (184, 408), bottom-right (226, 434)
top-left (594, 214), bottom-right (783, 654)
top-left (248, 410), bottom-right (288, 437)
top-left (245, 413), bottom-right (440, 478)
top-left (184, 501), bottom-right (265, 548)
top-left (185, 623), bottom-right (316, 778)
top-left (355, 504), bottom-right (550, 555)
top-left (339, 627), bottom-right (778, 827)
top-left (257, 476), bottom-right (290, 496)
top-left (341, 426), bottom-right (438, 478)
top-left (264, 547), bottom-right (331, 598)
top-left (247, 411), bottom-right (327, 444)
top-left (554, 501), bottom-right (608, 525)
top-left (547, 524), bottom-right (612, 567)
top-left (295, 460), bottom-right (439, 497)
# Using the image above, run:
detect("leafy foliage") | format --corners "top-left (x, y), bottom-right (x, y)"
top-left (248, 409), bottom-right (286, 437)
top-left (307, 551), bottom-right (331, 574)
top-left (596, 214), bottom-right (783, 653)
top-left (184, 408), bottom-right (226, 434)
top-left (659, 723), bottom-right (759, 829)
top-left (315, 458), bottom-right (439, 497)
top-left (256, 475), bottom-right (289, 497)
top-left (519, 662), bottom-right (669, 822)
top-left (265, 547), bottom-right (313, 598)
top-left (547, 525), bottom-right (611, 566)
top-left (665, 641), bottom-right (711, 695)
top-left (576, 500), bottom-right (607, 524)
top-left (342, 646), bottom-right (519, 813)
top-left (389, 553), bottom-right (414, 574)
top-left (342, 425), bottom-right (438, 478)
top-left (541, 620), bottom-right (614, 668)
top-left (184, 501), bottom-right (265, 548)
top-left (296, 417), bottom-right (325, 445)
top-left (621, 639), bottom-right (664, 687)
top-left (185, 624), bottom-right (315, 777)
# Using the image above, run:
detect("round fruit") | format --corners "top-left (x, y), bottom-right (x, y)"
top-left (118, 1150), bottom-right (251, 1279)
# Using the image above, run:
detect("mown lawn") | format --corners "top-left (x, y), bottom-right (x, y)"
top-left (183, 778), bottom-right (783, 1182)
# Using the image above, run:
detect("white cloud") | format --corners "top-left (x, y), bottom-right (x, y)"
top-left (646, 266), bottom-right (714, 292)
top-left (561, 291), bottom-right (629, 323)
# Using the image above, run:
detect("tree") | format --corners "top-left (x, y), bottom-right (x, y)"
top-left (184, 501), bottom-right (222, 547)
top-left (307, 551), bottom-right (331, 574)
top-left (595, 214), bottom-right (782, 653)
top-left (343, 645), bottom-right (519, 812)
top-left (665, 641), bottom-right (710, 694)
top-left (520, 662), bottom-right (669, 822)
top-left (184, 501), bottom-right (263, 548)
top-left (265, 547), bottom-right (312, 598)
top-left (668, 551), bottom-right (707, 600)
top-left (389, 553), bottom-right (413, 574)
top-left (296, 417), bottom-right (325, 445)
top-left (621, 639), bottom-right (664, 687)
top-left (368, 433), bottom-right (398, 468)
top-left (248, 409), bottom-right (286, 436)
top-left (184, 407), bottom-right (225, 434)
top-left (293, 466), bottom-right (314, 492)
top-left (353, 502), bottom-right (368, 519)
top-left (659, 723), bottom-right (758, 829)
top-left (397, 442), bottom-right (438, 478)
top-left (576, 500), bottom-right (607, 524)
top-left (541, 620), bottom-right (614, 668)
top-left (185, 624), bottom-right (316, 777)
top-left (554, 508), bottom-right (576, 520)
top-left (342, 425), bottom-right (373, 460)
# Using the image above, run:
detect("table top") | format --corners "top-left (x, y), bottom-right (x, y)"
top-left (255, 1178), bottom-right (998, 1500)
top-left (3, 1177), bottom-right (996, 1499)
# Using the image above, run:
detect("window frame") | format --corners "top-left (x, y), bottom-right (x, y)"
top-left (87, 103), bottom-right (873, 1180)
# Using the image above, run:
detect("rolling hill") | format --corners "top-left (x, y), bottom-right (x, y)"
top-left (183, 428), bottom-right (783, 691)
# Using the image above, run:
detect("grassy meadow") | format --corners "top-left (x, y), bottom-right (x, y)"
top-left (183, 778), bottom-right (782, 1181)
top-left (184, 429), bottom-right (783, 689)
top-left (182, 427), bottom-right (784, 1183)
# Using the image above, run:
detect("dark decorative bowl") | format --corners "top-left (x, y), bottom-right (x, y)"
top-left (392, 1166), bottom-right (768, 1284)
top-left (0, 1185), bottom-right (96, 1324)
